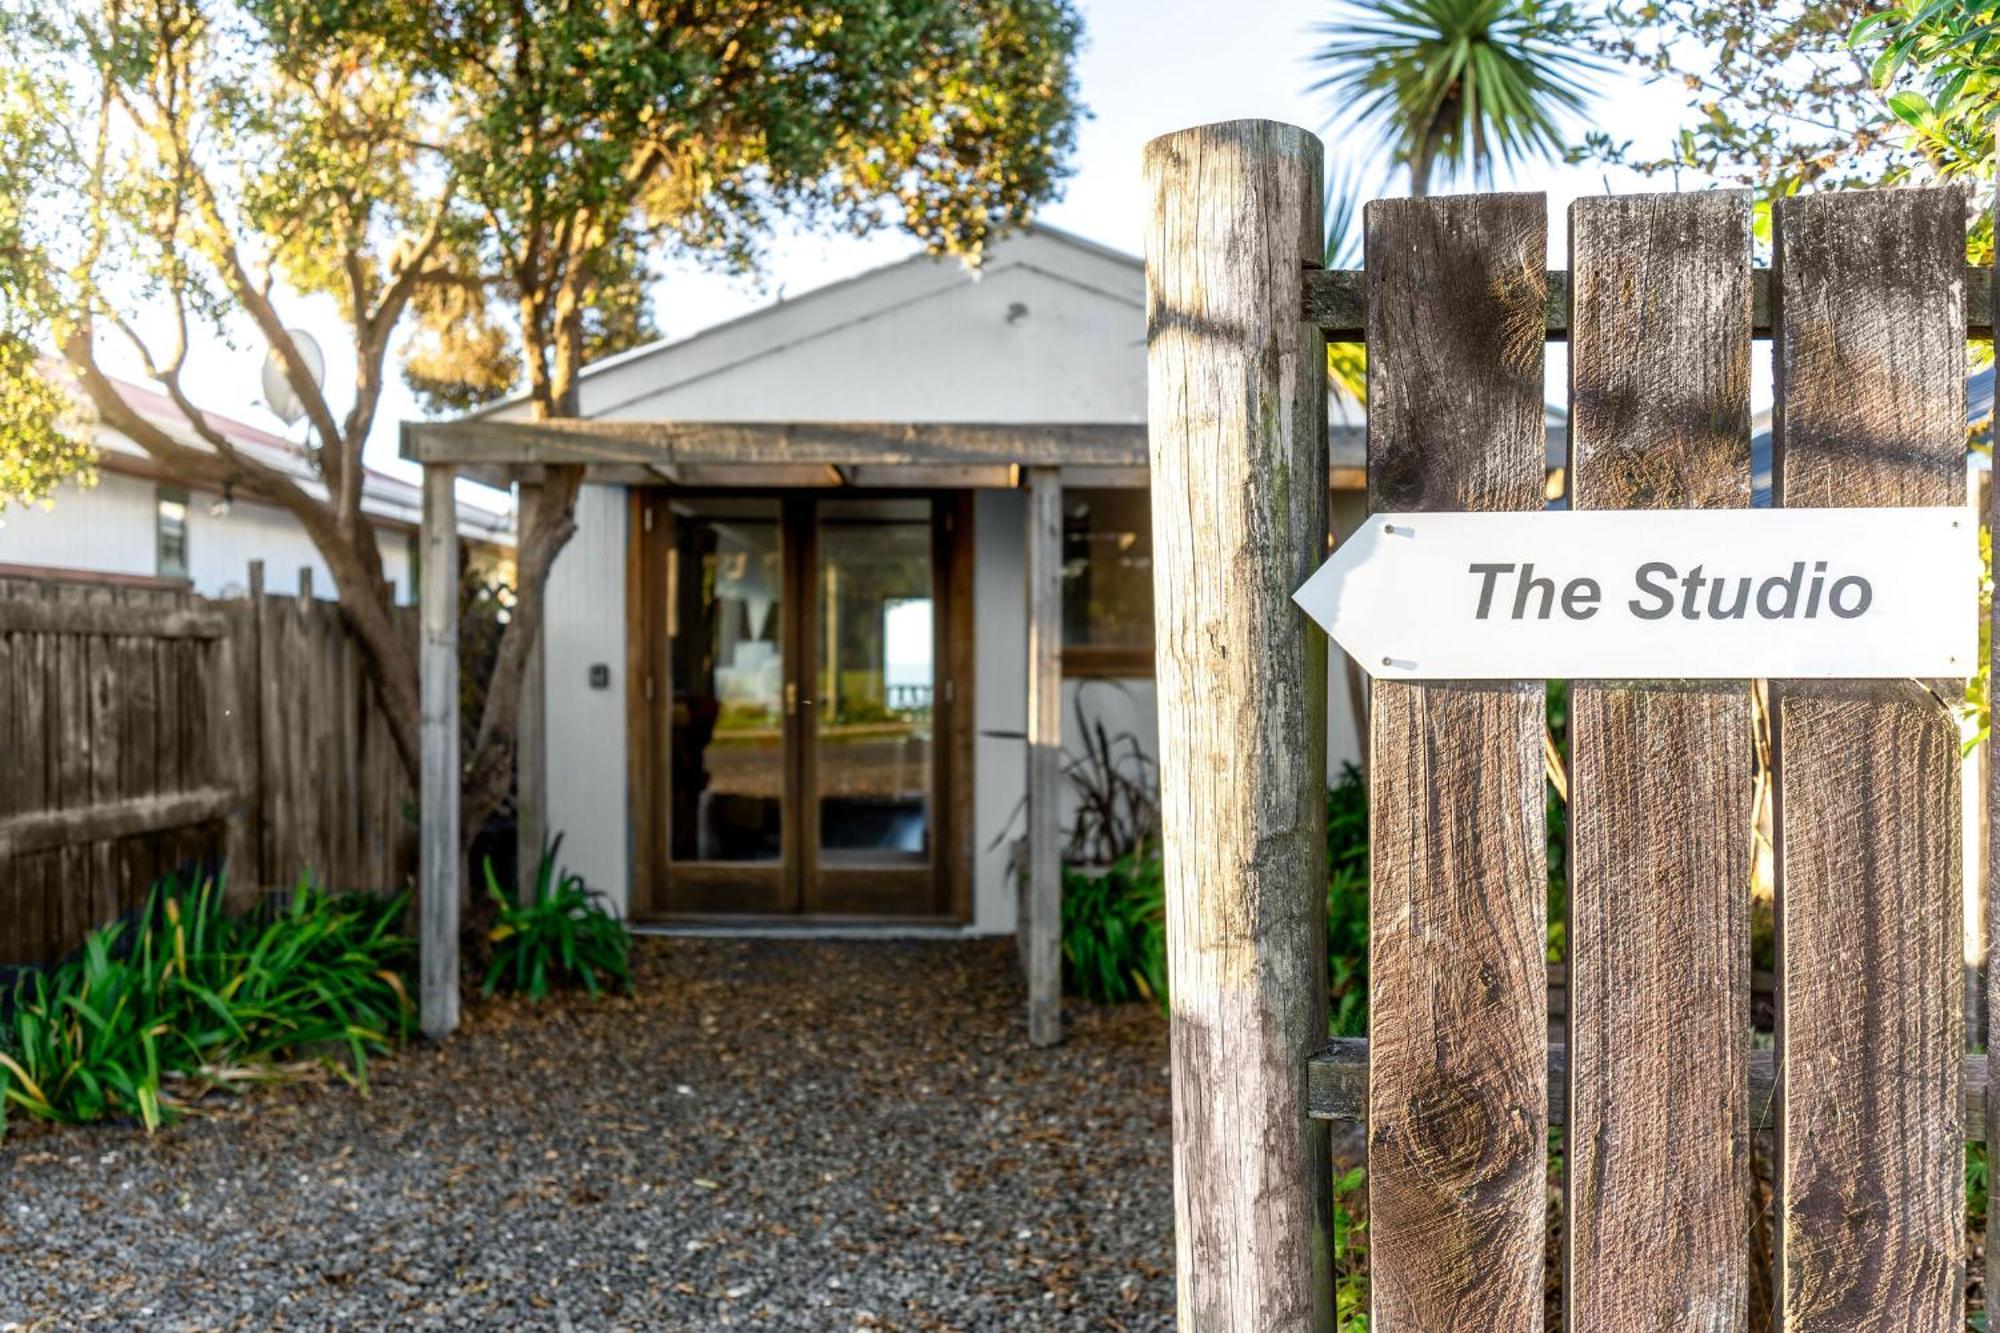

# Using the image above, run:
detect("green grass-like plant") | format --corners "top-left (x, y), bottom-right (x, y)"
top-left (0, 875), bottom-right (413, 1136)
top-left (482, 838), bottom-right (632, 1002)
top-left (1060, 853), bottom-right (1167, 1006)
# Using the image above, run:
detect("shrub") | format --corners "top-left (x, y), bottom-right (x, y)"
top-left (0, 876), bottom-right (412, 1136)
top-left (482, 838), bottom-right (631, 1001)
top-left (1060, 853), bottom-right (1167, 1005)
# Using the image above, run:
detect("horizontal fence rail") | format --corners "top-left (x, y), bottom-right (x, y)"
top-left (1304, 262), bottom-right (1995, 341)
top-left (1307, 1039), bottom-right (1994, 1142)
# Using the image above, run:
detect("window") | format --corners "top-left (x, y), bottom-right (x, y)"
top-left (1061, 488), bottom-right (1153, 676)
top-left (156, 486), bottom-right (189, 582)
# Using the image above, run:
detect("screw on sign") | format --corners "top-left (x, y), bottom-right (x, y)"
top-left (1292, 506), bottom-right (1977, 680)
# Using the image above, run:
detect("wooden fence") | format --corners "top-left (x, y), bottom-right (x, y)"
top-left (0, 566), bottom-right (416, 966)
top-left (1146, 119), bottom-right (1984, 1331)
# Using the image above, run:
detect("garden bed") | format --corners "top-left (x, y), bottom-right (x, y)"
top-left (0, 937), bottom-right (1174, 1329)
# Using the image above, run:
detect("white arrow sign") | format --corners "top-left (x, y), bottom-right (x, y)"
top-left (1293, 507), bottom-right (1978, 680)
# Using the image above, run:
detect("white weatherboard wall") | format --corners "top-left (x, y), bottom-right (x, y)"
top-left (0, 469), bottom-right (416, 602)
top-left (542, 484), bottom-right (631, 913)
top-left (515, 226), bottom-right (1363, 932)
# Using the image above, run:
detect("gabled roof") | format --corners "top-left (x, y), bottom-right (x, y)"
top-left (475, 222), bottom-right (1146, 428)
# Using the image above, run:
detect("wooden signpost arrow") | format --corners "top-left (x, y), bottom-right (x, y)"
top-left (1293, 506), bottom-right (1978, 680)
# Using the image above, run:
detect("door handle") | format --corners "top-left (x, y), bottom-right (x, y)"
top-left (784, 681), bottom-right (797, 715)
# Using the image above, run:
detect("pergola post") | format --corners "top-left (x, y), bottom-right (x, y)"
top-left (1025, 464), bottom-right (1064, 1047)
top-left (516, 481), bottom-right (548, 897)
top-left (1145, 120), bottom-right (1331, 1329)
top-left (420, 462), bottom-right (461, 1040)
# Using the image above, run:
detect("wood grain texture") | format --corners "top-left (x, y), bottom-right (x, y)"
top-left (1025, 466), bottom-right (1064, 1047)
top-left (1306, 1040), bottom-right (1994, 1141)
top-left (1144, 119), bottom-right (1330, 1333)
top-left (1364, 191), bottom-right (1549, 1333)
top-left (1991, 179), bottom-right (2000, 1333)
top-left (1302, 262), bottom-right (1994, 341)
top-left (408, 419), bottom-right (1150, 467)
top-left (1772, 187), bottom-right (1966, 1333)
top-left (419, 464), bottom-right (462, 1040)
top-left (1564, 191), bottom-right (1754, 1333)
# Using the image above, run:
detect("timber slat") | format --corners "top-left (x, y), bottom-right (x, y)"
top-left (1363, 191), bottom-right (1549, 1333)
top-left (1304, 262), bottom-right (1995, 340)
top-left (1564, 190), bottom-right (1754, 1332)
top-left (1306, 1041), bottom-right (1994, 1142)
top-left (1772, 187), bottom-right (1966, 1333)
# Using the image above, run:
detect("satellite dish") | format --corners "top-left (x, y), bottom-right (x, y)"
top-left (260, 330), bottom-right (325, 426)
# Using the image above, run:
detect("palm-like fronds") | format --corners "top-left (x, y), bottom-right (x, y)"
top-left (1308, 0), bottom-right (1602, 194)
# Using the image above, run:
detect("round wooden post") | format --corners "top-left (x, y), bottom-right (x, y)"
top-left (1144, 120), bottom-right (1331, 1331)
top-left (419, 461), bottom-right (461, 1040)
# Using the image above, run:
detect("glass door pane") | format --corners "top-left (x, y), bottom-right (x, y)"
top-left (813, 499), bottom-right (934, 869)
top-left (666, 498), bottom-right (789, 892)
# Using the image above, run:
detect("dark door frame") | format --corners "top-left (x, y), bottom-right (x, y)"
top-left (626, 487), bottom-right (974, 925)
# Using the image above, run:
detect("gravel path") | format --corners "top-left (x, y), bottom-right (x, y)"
top-left (0, 938), bottom-right (1175, 1330)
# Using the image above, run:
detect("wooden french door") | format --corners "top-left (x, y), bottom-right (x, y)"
top-left (631, 491), bottom-right (967, 920)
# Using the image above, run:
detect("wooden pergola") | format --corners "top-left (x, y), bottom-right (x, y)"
top-left (402, 416), bottom-right (1149, 1046)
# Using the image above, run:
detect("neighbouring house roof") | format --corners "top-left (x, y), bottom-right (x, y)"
top-left (93, 374), bottom-right (514, 545)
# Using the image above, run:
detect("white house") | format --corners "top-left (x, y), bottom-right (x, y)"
top-left (0, 374), bottom-right (512, 598)
top-left (416, 224), bottom-right (1568, 939)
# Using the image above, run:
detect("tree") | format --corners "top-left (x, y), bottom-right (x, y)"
top-left (0, 0), bottom-right (1083, 854)
top-left (1575, 1), bottom-right (1912, 201)
top-left (1306, 0), bottom-right (1601, 196)
top-left (1853, 0), bottom-right (2000, 185)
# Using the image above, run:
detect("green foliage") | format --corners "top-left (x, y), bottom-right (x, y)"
top-left (1058, 764), bottom-right (1379, 1032)
top-left (1059, 856), bottom-right (1167, 1007)
top-left (1580, 1), bottom-right (1900, 202)
top-left (1326, 764), bottom-right (1370, 1038)
top-left (483, 839), bottom-right (632, 1002)
top-left (1332, 1164), bottom-right (1370, 1331)
top-left (0, 876), bottom-right (413, 1136)
top-left (1851, 0), bottom-right (2000, 183)
top-left (0, 335), bottom-right (93, 509)
top-left (1307, 0), bottom-right (1603, 195)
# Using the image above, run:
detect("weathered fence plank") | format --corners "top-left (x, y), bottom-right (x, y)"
top-left (1363, 191), bottom-right (1549, 1333)
top-left (1990, 179), bottom-right (2000, 1333)
top-left (1565, 190), bottom-right (1754, 1333)
top-left (1144, 119), bottom-right (1331, 1332)
top-left (1772, 187), bottom-right (1966, 1333)
top-left (0, 574), bottom-right (419, 965)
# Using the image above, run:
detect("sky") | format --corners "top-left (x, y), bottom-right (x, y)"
top-left (119, 0), bottom-right (1724, 507)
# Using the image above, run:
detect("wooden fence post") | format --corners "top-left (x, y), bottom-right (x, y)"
top-left (420, 462), bottom-right (461, 1039)
top-left (1025, 464), bottom-right (1064, 1047)
top-left (516, 484), bottom-right (548, 897)
top-left (1144, 119), bottom-right (1331, 1332)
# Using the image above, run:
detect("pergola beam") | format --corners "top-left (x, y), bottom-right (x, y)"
top-left (404, 418), bottom-right (1150, 469)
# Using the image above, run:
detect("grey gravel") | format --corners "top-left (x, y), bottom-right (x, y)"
top-left (0, 938), bottom-right (1174, 1330)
